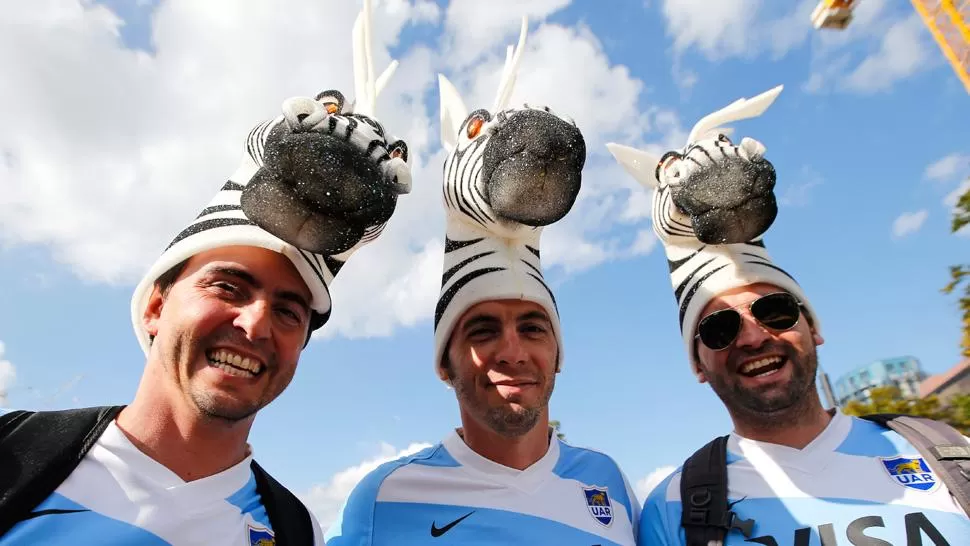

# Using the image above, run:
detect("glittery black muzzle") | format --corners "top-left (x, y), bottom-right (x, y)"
top-left (671, 155), bottom-right (777, 244)
top-left (240, 127), bottom-right (398, 255)
top-left (480, 110), bottom-right (586, 226)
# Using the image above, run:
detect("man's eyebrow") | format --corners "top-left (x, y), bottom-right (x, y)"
top-left (208, 266), bottom-right (259, 287)
top-left (276, 290), bottom-right (311, 314)
top-left (519, 311), bottom-right (551, 324)
top-left (208, 266), bottom-right (310, 313)
top-left (460, 314), bottom-right (500, 333)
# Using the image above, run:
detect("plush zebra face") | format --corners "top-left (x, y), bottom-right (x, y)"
top-left (654, 132), bottom-right (777, 245)
top-left (608, 85), bottom-right (785, 246)
top-left (240, 89), bottom-right (411, 256)
top-left (442, 102), bottom-right (586, 236)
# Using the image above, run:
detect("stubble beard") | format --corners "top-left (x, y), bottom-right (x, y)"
top-left (170, 335), bottom-right (277, 424)
top-left (707, 342), bottom-right (820, 431)
top-left (451, 371), bottom-right (556, 438)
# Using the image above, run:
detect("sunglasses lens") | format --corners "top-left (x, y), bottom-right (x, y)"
top-left (698, 310), bottom-right (742, 350)
top-left (751, 293), bottom-right (800, 330)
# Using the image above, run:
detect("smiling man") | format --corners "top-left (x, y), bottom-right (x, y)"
top-left (0, 7), bottom-right (413, 540)
top-left (607, 86), bottom-right (970, 546)
top-left (324, 30), bottom-right (639, 544)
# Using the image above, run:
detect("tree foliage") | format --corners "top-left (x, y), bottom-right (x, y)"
top-left (842, 386), bottom-right (970, 435)
top-left (942, 180), bottom-right (970, 357)
top-left (550, 419), bottom-right (566, 441)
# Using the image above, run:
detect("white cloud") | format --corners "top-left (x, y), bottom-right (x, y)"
top-left (630, 229), bottom-right (657, 256)
top-left (926, 153), bottom-right (970, 183)
top-left (301, 441), bottom-right (432, 534)
top-left (805, 5), bottom-right (935, 94)
top-left (841, 15), bottom-right (932, 93)
top-left (660, 0), bottom-right (814, 61)
top-left (0, 341), bottom-right (15, 406)
top-left (635, 465), bottom-right (675, 502)
top-left (443, 0), bottom-right (571, 69)
top-left (778, 167), bottom-right (824, 207)
top-left (0, 0), bottom-right (681, 341)
top-left (892, 210), bottom-right (928, 239)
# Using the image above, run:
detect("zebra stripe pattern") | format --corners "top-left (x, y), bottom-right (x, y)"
top-left (606, 85), bottom-right (820, 372)
top-left (432, 101), bottom-right (578, 381)
top-left (130, 0), bottom-right (409, 355)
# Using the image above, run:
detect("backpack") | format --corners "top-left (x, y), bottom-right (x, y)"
top-left (679, 413), bottom-right (970, 546)
top-left (0, 405), bottom-right (315, 545)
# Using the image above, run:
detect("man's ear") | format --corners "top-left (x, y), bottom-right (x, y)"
top-left (143, 284), bottom-right (166, 339)
top-left (812, 329), bottom-right (824, 347)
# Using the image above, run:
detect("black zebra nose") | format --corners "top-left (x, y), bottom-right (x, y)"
top-left (671, 155), bottom-right (778, 244)
top-left (480, 109), bottom-right (586, 226)
top-left (491, 109), bottom-right (586, 164)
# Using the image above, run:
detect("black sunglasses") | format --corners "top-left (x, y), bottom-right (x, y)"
top-left (695, 292), bottom-right (802, 351)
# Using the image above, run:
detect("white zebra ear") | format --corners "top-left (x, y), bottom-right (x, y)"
top-left (687, 85), bottom-right (783, 144)
top-left (438, 74), bottom-right (468, 154)
top-left (606, 142), bottom-right (661, 189)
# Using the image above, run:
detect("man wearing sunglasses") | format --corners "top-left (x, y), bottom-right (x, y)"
top-left (607, 99), bottom-right (970, 545)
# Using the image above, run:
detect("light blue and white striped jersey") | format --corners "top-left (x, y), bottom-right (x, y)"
top-left (325, 429), bottom-right (640, 545)
top-left (0, 416), bottom-right (325, 545)
top-left (641, 411), bottom-right (970, 545)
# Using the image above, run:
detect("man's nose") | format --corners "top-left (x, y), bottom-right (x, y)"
top-left (235, 299), bottom-right (272, 341)
top-left (494, 328), bottom-right (528, 365)
top-left (733, 312), bottom-right (771, 350)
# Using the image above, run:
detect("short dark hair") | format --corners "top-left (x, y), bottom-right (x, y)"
top-left (156, 259), bottom-right (189, 297)
top-left (148, 260), bottom-right (189, 344)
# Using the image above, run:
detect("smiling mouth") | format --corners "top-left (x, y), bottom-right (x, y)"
top-left (738, 355), bottom-right (787, 378)
top-left (206, 349), bottom-right (265, 378)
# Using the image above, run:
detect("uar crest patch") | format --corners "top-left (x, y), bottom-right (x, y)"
top-left (879, 456), bottom-right (938, 492)
top-left (248, 524), bottom-right (275, 546)
top-left (583, 486), bottom-right (613, 526)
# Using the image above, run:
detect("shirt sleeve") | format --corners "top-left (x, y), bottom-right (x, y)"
top-left (323, 463), bottom-right (393, 546)
top-left (638, 471), bottom-right (681, 546)
top-left (307, 509), bottom-right (326, 546)
top-left (619, 469), bottom-right (643, 538)
top-left (322, 493), bottom-right (372, 546)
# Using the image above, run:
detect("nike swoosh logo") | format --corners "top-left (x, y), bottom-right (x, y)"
top-left (23, 509), bottom-right (91, 521)
top-left (430, 510), bottom-right (475, 537)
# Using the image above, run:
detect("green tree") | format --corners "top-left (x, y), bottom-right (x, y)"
top-left (942, 180), bottom-right (970, 357)
top-left (842, 386), bottom-right (969, 435)
top-left (949, 393), bottom-right (970, 433)
top-left (550, 419), bottom-right (566, 441)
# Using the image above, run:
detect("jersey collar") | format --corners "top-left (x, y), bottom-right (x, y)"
top-left (441, 427), bottom-right (560, 492)
top-left (728, 409), bottom-right (851, 473)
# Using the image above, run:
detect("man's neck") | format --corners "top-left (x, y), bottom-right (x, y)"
top-left (116, 378), bottom-right (254, 482)
top-left (731, 399), bottom-right (834, 449)
top-left (457, 417), bottom-right (551, 471)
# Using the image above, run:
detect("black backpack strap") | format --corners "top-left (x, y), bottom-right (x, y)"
top-left (680, 435), bottom-right (754, 546)
top-left (0, 405), bottom-right (124, 537)
top-left (251, 460), bottom-right (315, 545)
top-left (861, 413), bottom-right (970, 516)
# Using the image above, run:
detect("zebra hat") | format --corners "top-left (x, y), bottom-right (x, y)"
top-left (130, 0), bottom-right (412, 354)
top-left (606, 85), bottom-right (820, 376)
top-left (433, 18), bottom-right (586, 383)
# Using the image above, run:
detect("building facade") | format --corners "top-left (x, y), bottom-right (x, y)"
top-left (920, 358), bottom-right (970, 404)
top-left (833, 356), bottom-right (926, 407)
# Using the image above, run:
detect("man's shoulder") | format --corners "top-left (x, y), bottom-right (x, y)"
top-left (554, 440), bottom-right (631, 478)
top-left (324, 442), bottom-right (449, 543)
top-left (346, 442), bottom-right (451, 502)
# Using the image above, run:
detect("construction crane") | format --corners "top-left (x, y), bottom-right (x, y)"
top-left (811, 0), bottom-right (970, 94)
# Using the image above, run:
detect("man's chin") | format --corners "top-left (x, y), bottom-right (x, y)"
top-left (191, 392), bottom-right (262, 423)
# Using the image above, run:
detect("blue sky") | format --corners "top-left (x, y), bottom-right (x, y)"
top-left (1, 0), bottom-right (968, 530)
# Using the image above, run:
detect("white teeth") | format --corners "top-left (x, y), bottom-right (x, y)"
top-left (206, 350), bottom-right (262, 375)
top-left (740, 356), bottom-right (783, 375)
